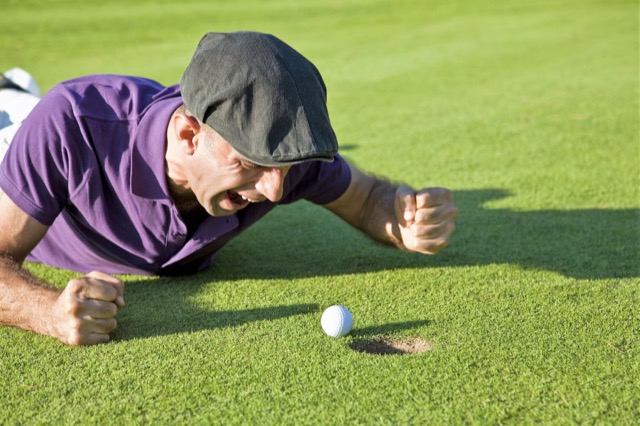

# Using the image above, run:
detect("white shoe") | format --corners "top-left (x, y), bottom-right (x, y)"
top-left (0, 68), bottom-right (41, 162)
top-left (3, 67), bottom-right (41, 97)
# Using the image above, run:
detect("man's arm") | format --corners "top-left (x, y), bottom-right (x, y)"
top-left (0, 191), bottom-right (124, 345)
top-left (323, 162), bottom-right (458, 254)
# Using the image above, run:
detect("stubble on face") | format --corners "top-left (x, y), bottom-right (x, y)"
top-left (176, 122), bottom-right (292, 218)
top-left (169, 187), bottom-right (201, 215)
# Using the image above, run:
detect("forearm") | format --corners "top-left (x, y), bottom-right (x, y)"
top-left (358, 178), bottom-right (405, 249)
top-left (0, 253), bottom-right (59, 336)
top-left (325, 161), bottom-right (458, 255)
top-left (324, 164), bottom-right (407, 250)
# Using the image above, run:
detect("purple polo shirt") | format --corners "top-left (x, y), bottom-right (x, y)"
top-left (0, 75), bottom-right (351, 275)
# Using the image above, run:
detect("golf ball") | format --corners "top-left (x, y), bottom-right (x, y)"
top-left (321, 305), bottom-right (353, 337)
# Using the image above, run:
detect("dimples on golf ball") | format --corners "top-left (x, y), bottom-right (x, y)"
top-left (321, 305), bottom-right (353, 337)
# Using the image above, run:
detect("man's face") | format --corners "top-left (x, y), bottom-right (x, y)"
top-left (186, 128), bottom-right (292, 217)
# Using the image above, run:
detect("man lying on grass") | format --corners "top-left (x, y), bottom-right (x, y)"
top-left (0, 32), bottom-right (458, 346)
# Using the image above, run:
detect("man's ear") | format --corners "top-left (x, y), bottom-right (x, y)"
top-left (173, 113), bottom-right (201, 155)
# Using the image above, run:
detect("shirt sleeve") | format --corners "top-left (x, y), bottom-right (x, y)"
top-left (0, 84), bottom-right (80, 226)
top-left (279, 153), bottom-right (352, 205)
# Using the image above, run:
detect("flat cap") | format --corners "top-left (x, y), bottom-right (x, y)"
top-left (180, 31), bottom-right (338, 166)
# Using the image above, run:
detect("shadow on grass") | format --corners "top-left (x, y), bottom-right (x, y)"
top-left (447, 189), bottom-right (639, 280)
top-left (113, 189), bottom-right (637, 341)
top-left (452, 190), bottom-right (640, 279)
top-left (113, 275), bottom-right (318, 341)
top-left (114, 274), bottom-right (428, 342)
top-left (211, 189), bottom-right (639, 281)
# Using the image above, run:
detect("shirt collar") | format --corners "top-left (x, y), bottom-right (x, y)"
top-left (130, 84), bottom-right (183, 202)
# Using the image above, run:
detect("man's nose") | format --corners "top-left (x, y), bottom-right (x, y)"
top-left (256, 167), bottom-right (286, 202)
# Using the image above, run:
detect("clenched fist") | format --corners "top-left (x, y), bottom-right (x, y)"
top-left (394, 186), bottom-right (459, 254)
top-left (48, 271), bottom-right (125, 346)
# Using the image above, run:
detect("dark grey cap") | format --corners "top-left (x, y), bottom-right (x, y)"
top-left (180, 31), bottom-right (338, 167)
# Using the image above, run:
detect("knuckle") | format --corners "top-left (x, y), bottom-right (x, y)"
top-left (444, 188), bottom-right (454, 201)
top-left (107, 303), bottom-right (118, 317)
top-left (450, 206), bottom-right (460, 218)
top-left (436, 239), bottom-right (450, 252)
top-left (448, 222), bottom-right (456, 233)
top-left (415, 193), bottom-right (430, 208)
top-left (86, 270), bottom-right (103, 279)
top-left (107, 318), bottom-right (118, 333)
top-left (424, 238), bottom-right (448, 255)
top-left (67, 317), bottom-right (83, 332)
top-left (397, 186), bottom-right (415, 201)
top-left (66, 279), bottom-right (84, 293)
top-left (95, 334), bottom-right (111, 345)
top-left (65, 329), bottom-right (83, 346)
top-left (63, 299), bottom-right (81, 316)
top-left (425, 247), bottom-right (441, 255)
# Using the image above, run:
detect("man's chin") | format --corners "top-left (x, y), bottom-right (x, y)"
top-left (211, 199), bottom-right (248, 216)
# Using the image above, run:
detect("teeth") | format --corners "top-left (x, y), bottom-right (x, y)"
top-left (240, 195), bottom-right (257, 203)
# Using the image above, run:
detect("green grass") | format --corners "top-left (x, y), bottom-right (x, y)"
top-left (1, 0), bottom-right (638, 424)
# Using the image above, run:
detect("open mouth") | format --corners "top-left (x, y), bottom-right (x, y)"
top-left (227, 191), bottom-right (261, 208)
top-left (227, 190), bottom-right (249, 208)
